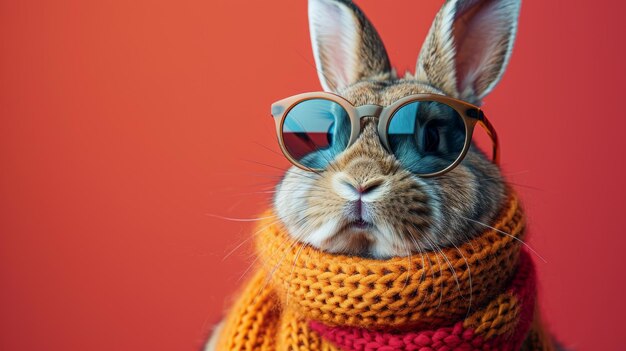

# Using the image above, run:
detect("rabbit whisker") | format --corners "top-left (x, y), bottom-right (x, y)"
top-left (457, 215), bottom-right (547, 263)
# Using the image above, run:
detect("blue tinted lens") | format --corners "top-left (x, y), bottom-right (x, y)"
top-left (282, 99), bottom-right (350, 169)
top-left (387, 101), bottom-right (466, 174)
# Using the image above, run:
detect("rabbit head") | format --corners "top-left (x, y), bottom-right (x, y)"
top-left (274, 0), bottom-right (521, 258)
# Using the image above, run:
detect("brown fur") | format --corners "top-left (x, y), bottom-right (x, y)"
top-left (275, 79), bottom-right (505, 257)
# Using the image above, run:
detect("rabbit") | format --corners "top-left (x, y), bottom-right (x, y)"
top-left (274, 0), bottom-right (519, 259)
top-left (205, 0), bottom-right (521, 349)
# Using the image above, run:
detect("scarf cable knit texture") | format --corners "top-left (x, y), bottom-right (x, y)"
top-left (216, 191), bottom-right (557, 351)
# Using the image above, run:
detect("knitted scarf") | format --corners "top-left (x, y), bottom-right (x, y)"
top-left (216, 192), bottom-right (556, 351)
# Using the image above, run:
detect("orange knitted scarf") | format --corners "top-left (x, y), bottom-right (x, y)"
top-left (215, 192), bottom-right (556, 350)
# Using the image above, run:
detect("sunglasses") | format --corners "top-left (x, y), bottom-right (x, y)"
top-left (271, 92), bottom-right (499, 177)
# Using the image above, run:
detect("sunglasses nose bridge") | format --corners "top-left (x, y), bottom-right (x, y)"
top-left (349, 105), bottom-right (388, 152)
top-left (355, 105), bottom-right (383, 119)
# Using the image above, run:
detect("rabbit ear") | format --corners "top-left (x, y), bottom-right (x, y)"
top-left (415, 0), bottom-right (521, 104)
top-left (309, 0), bottom-right (391, 92)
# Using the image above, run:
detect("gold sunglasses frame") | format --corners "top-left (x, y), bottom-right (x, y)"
top-left (271, 92), bottom-right (499, 177)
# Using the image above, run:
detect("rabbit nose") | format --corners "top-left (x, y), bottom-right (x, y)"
top-left (333, 174), bottom-right (385, 202)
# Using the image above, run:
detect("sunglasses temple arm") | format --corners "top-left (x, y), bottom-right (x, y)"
top-left (480, 112), bottom-right (500, 165)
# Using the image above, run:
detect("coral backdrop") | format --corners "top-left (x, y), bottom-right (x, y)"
top-left (1, 1), bottom-right (624, 350)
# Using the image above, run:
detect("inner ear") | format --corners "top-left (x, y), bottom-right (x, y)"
top-left (309, 0), bottom-right (391, 93)
top-left (415, 0), bottom-right (521, 103)
top-left (309, 0), bottom-right (361, 92)
top-left (453, 0), bottom-right (517, 100)
top-left (454, 2), bottom-right (488, 75)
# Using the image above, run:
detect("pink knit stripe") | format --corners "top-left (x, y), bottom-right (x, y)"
top-left (310, 250), bottom-right (536, 351)
top-left (311, 320), bottom-right (486, 351)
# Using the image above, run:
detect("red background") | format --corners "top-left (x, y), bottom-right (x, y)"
top-left (1, 1), bottom-right (624, 350)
